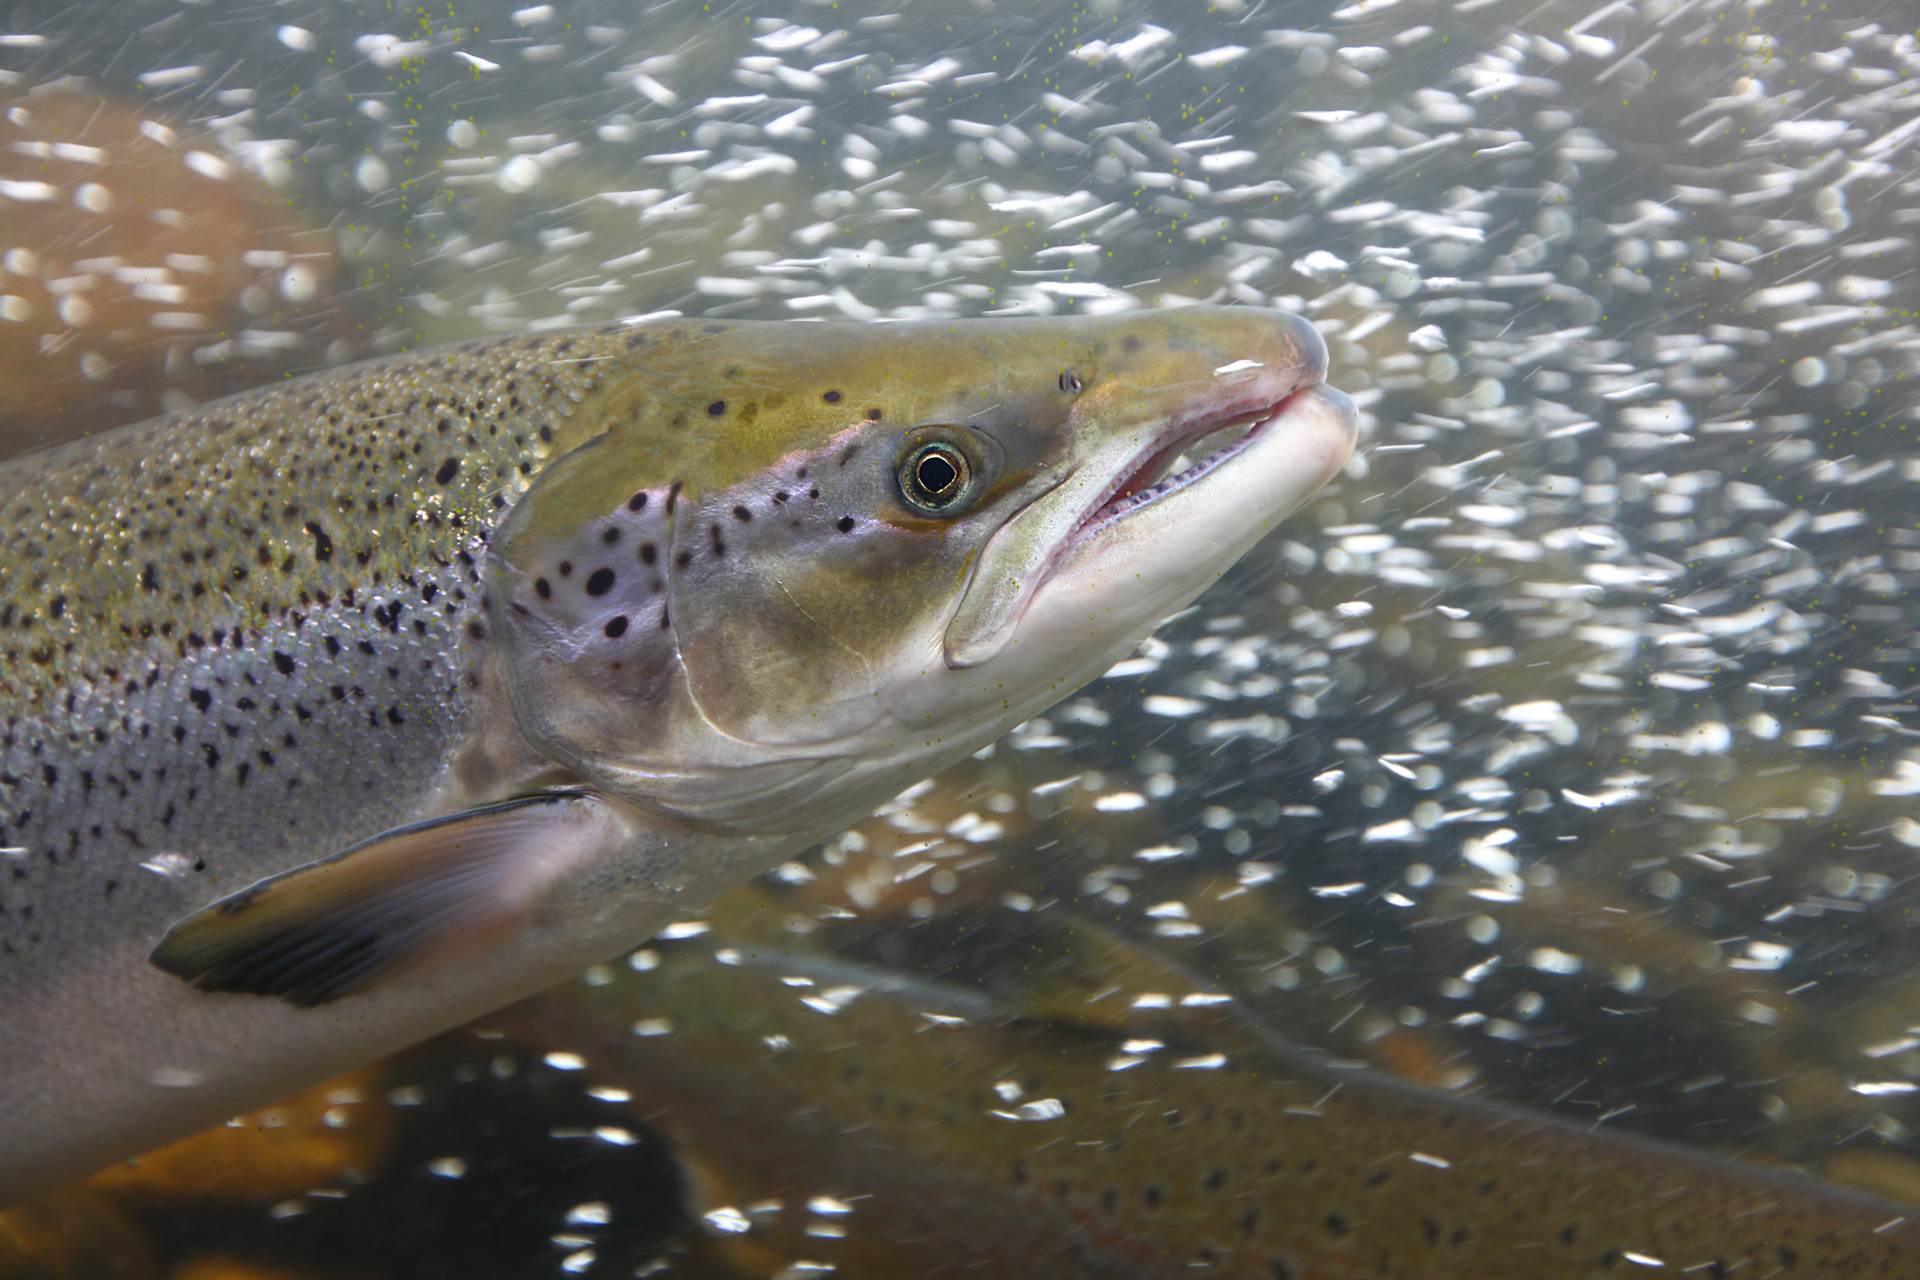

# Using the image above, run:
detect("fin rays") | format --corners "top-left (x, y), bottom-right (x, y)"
top-left (150, 791), bottom-right (620, 1008)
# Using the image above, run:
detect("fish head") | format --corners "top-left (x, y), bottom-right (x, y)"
top-left (488, 308), bottom-right (1355, 834)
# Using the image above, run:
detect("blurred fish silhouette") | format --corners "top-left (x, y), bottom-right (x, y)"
top-left (509, 899), bottom-right (1920, 1278)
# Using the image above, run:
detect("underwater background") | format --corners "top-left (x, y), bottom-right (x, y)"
top-left (3, 0), bottom-right (1919, 1274)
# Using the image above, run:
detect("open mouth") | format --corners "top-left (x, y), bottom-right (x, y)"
top-left (1074, 387), bottom-right (1316, 538)
top-left (941, 308), bottom-right (1352, 671)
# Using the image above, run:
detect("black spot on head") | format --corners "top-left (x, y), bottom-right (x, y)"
top-left (639, 542), bottom-right (658, 566)
top-left (272, 651), bottom-right (296, 677)
top-left (823, 389), bottom-right (842, 403)
top-left (557, 561), bottom-right (572, 577)
top-left (435, 458), bottom-right (460, 485)
top-left (865, 407), bottom-right (883, 421)
top-left (707, 400), bottom-right (726, 417)
top-left (835, 516), bottom-right (856, 533)
top-left (675, 550), bottom-right (693, 569)
top-left (534, 577), bottom-right (552, 600)
top-left (604, 616), bottom-right (628, 639)
top-left (585, 568), bottom-right (616, 597)
top-left (732, 505), bottom-right (752, 522)
top-left (627, 491), bottom-right (649, 513)
top-left (602, 527), bottom-right (621, 545)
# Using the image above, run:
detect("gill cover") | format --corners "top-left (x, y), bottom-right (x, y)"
top-left (484, 431), bottom-right (842, 832)
top-left (482, 317), bottom-right (1083, 832)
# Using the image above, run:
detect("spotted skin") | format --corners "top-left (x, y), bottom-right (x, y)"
top-left (0, 329), bottom-right (642, 1201)
top-left (0, 307), bottom-right (1352, 1203)
top-left (1, 329), bottom-right (616, 965)
top-left (520, 919), bottom-right (1920, 1280)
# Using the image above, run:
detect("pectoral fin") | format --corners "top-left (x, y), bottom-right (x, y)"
top-left (150, 791), bottom-right (624, 1008)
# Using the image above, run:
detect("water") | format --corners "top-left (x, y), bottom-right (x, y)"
top-left (2, 0), bottom-right (1918, 1274)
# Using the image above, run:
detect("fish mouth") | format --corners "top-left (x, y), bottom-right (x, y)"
top-left (1069, 384), bottom-right (1328, 543)
top-left (942, 309), bottom-right (1354, 671)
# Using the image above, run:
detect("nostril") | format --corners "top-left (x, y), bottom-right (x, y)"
top-left (1266, 313), bottom-right (1330, 388)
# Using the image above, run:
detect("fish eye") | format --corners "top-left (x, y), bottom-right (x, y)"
top-left (1058, 369), bottom-right (1084, 395)
top-left (898, 440), bottom-right (973, 514)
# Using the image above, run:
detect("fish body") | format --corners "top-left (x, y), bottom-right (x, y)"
top-left (520, 909), bottom-right (1920, 1279)
top-left (0, 309), bottom-right (1355, 1203)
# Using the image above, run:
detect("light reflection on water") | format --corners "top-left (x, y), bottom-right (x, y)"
top-left (3, 0), bottom-right (1919, 1273)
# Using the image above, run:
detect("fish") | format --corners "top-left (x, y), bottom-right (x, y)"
top-left (0, 306), bottom-right (1357, 1205)
top-left (507, 899), bottom-right (1920, 1279)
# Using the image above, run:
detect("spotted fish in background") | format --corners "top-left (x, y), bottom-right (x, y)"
top-left (516, 902), bottom-right (1920, 1279)
top-left (0, 307), bottom-right (1356, 1204)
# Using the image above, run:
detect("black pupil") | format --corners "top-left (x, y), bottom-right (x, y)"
top-left (916, 450), bottom-right (960, 497)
